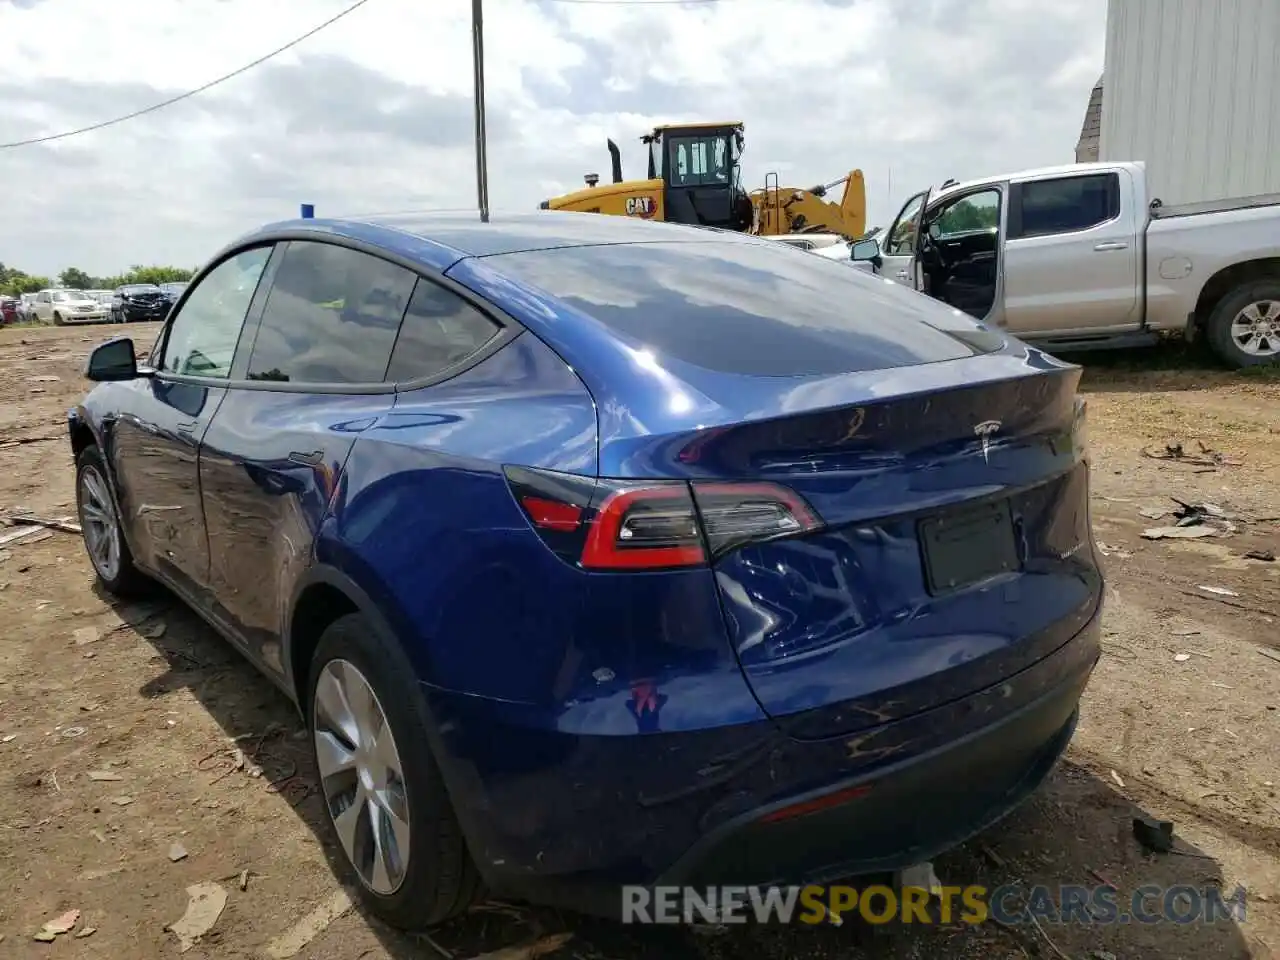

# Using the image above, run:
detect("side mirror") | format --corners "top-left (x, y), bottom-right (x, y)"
top-left (850, 238), bottom-right (881, 265)
top-left (85, 337), bottom-right (147, 382)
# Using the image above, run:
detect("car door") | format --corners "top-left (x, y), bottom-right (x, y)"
top-left (33, 291), bottom-right (51, 323)
top-left (197, 239), bottom-right (418, 678)
top-left (1001, 169), bottom-right (1138, 336)
top-left (876, 189), bottom-right (930, 290)
top-left (105, 246), bottom-right (274, 599)
top-left (920, 186), bottom-right (1005, 322)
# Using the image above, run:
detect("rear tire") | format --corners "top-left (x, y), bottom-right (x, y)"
top-left (75, 446), bottom-right (151, 597)
top-left (307, 613), bottom-right (481, 930)
top-left (1206, 279), bottom-right (1280, 368)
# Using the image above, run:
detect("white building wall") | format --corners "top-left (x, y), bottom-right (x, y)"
top-left (1100, 0), bottom-right (1280, 206)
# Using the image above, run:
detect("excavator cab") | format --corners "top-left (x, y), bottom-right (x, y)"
top-left (642, 122), bottom-right (753, 231)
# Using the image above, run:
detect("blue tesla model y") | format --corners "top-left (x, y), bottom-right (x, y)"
top-left (68, 211), bottom-right (1102, 929)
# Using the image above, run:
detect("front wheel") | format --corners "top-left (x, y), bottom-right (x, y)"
top-left (1206, 279), bottom-right (1280, 368)
top-left (75, 447), bottom-right (150, 596)
top-left (308, 613), bottom-right (481, 930)
top-left (52, 311), bottom-right (64, 326)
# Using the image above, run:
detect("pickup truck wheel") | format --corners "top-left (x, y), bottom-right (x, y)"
top-left (1207, 280), bottom-right (1280, 368)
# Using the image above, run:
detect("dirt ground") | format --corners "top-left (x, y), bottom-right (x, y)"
top-left (1, 322), bottom-right (1278, 960)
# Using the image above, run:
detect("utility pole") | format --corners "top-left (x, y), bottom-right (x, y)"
top-left (471, 0), bottom-right (490, 223)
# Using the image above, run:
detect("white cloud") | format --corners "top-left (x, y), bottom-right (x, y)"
top-left (0, 0), bottom-right (1105, 277)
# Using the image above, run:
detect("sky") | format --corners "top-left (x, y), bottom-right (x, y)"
top-left (0, 0), bottom-right (1106, 279)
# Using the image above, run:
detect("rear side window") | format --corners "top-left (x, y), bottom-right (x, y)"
top-left (490, 240), bottom-right (1000, 376)
top-left (1015, 173), bottom-right (1119, 238)
top-left (246, 241), bottom-right (415, 383)
top-left (384, 281), bottom-right (501, 382)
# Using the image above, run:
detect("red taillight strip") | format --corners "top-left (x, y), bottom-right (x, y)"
top-left (580, 486), bottom-right (705, 570)
top-left (758, 784), bottom-right (873, 824)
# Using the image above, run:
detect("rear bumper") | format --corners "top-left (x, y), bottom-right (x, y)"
top-left (660, 648), bottom-right (1088, 889)
top-left (432, 607), bottom-right (1101, 916)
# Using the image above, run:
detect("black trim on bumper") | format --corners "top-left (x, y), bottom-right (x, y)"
top-left (658, 655), bottom-right (1093, 888)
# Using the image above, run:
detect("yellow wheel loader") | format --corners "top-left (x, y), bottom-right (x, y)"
top-left (539, 121), bottom-right (867, 241)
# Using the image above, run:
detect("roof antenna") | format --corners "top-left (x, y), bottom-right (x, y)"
top-left (471, 0), bottom-right (490, 223)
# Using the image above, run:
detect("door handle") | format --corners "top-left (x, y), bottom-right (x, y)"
top-left (176, 421), bottom-right (198, 434)
top-left (1093, 241), bottom-right (1129, 251)
top-left (896, 270), bottom-right (910, 280)
top-left (288, 450), bottom-right (324, 466)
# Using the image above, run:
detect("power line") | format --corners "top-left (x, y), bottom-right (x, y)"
top-left (0, 0), bottom-right (376, 150)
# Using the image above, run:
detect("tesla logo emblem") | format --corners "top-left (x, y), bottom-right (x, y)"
top-left (974, 420), bottom-right (1001, 463)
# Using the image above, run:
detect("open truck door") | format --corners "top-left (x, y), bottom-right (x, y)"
top-left (870, 186), bottom-right (931, 291)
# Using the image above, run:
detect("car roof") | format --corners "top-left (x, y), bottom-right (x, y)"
top-left (930, 161), bottom-right (1139, 203)
top-left (237, 210), bottom-right (754, 271)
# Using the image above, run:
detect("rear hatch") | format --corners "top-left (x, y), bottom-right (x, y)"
top-left (683, 368), bottom-right (1098, 740)
top-left (462, 239), bottom-right (1102, 741)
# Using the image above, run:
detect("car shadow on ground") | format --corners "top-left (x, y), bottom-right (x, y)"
top-left (120, 589), bottom-right (1255, 960)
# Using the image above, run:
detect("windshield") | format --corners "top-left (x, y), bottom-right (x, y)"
top-left (52, 291), bottom-right (75, 302)
top-left (123, 285), bottom-right (161, 294)
top-left (667, 132), bottom-right (734, 188)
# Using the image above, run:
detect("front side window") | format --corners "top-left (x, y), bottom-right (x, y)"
top-left (933, 189), bottom-right (1001, 237)
top-left (885, 192), bottom-right (926, 256)
top-left (159, 246), bottom-right (271, 379)
top-left (245, 241), bottom-right (415, 384)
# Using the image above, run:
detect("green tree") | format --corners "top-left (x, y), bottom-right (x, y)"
top-left (98, 265), bottom-right (196, 288)
top-left (936, 199), bottom-right (999, 235)
top-left (2, 262), bottom-right (195, 296)
top-left (59, 267), bottom-right (94, 290)
top-left (1, 273), bottom-right (50, 296)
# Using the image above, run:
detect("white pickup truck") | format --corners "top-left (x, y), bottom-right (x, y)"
top-left (850, 161), bottom-right (1280, 367)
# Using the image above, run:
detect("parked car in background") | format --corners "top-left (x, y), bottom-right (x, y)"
top-left (0, 296), bottom-right (19, 325)
top-left (31, 288), bottom-right (109, 325)
top-left (159, 281), bottom-right (189, 303)
top-left (18, 293), bottom-right (38, 321)
top-left (855, 160), bottom-right (1280, 367)
top-left (84, 290), bottom-right (115, 311)
top-left (765, 230), bottom-right (882, 271)
top-left (111, 283), bottom-right (170, 323)
top-left (69, 211), bottom-right (1101, 930)
top-left (766, 232), bottom-right (848, 254)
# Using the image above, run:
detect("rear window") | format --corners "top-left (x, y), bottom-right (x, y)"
top-left (489, 241), bottom-right (1001, 376)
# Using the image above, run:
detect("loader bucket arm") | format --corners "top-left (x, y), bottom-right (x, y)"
top-left (839, 170), bottom-right (867, 238)
top-left (748, 168), bottom-right (868, 241)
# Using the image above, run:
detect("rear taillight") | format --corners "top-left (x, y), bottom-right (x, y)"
top-left (504, 466), bottom-right (822, 570)
top-left (691, 482), bottom-right (820, 556)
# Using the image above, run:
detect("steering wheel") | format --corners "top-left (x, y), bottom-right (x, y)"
top-left (920, 224), bottom-right (951, 270)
